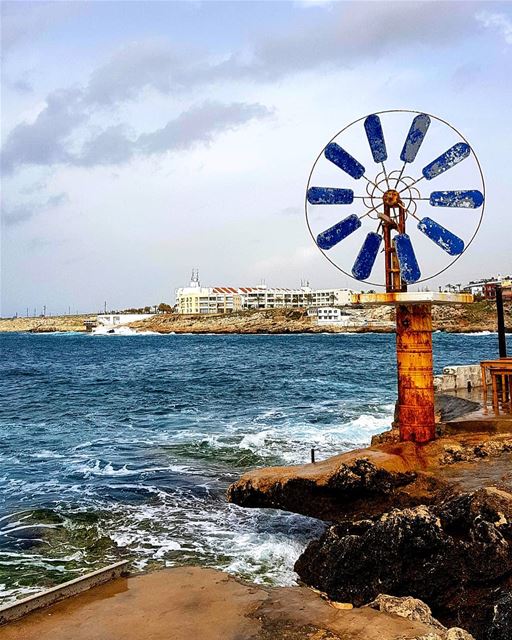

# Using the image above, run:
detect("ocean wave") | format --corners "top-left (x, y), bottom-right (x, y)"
top-left (460, 331), bottom-right (496, 336)
top-left (71, 460), bottom-right (191, 478)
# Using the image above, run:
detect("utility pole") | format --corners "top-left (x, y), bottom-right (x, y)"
top-left (496, 284), bottom-right (507, 358)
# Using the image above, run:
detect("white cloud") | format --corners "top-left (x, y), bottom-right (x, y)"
top-left (476, 10), bottom-right (512, 44)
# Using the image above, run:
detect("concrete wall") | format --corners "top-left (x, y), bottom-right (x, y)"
top-left (434, 364), bottom-right (489, 392)
top-left (0, 561), bottom-right (129, 625)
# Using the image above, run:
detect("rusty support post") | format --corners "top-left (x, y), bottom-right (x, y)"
top-left (396, 303), bottom-right (436, 443)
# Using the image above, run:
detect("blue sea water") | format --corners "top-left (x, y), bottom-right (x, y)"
top-left (0, 331), bottom-right (510, 603)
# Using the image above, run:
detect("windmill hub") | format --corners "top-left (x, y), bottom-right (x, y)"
top-left (382, 189), bottom-right (401, 207)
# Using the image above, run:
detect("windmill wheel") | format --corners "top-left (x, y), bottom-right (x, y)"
top-left (305, 110), bottom-right (485, 288)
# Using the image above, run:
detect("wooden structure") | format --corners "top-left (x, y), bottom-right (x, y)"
top-left (481, 357), bottom-right (512, 412)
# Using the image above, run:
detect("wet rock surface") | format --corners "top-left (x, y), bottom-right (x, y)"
top-left (227, 456), bottom-right (447, 521)
top-left (294, 487), bottom-right (512, 640)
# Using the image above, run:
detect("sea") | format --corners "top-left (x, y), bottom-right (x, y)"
top-left (1, 330), bottom-right (510, 604)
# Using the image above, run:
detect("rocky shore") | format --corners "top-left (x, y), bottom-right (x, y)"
top-left (131, 302), bottom-right (510, 334)
top-left (0, 315), bottom-right (94, 333)
top-left (228, 404), bottom-right (512, 639)
top-left (0, 302), bottom-right (509, 334)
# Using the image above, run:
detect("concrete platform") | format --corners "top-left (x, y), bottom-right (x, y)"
top-left (0, 567), bottom-right (444, 640)
top-left (352, 292), bottom-right (473, 305)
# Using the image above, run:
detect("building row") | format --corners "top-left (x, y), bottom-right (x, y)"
top-left (175, 271), bottom-right (512, 316)
top-left (176, 273), bottom-right (354, 315)
top-left (461, 275), bottom-right (512, 300)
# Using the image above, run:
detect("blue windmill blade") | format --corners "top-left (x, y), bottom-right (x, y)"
top-left (364, 115), bottom-right (387, 163)
top-left (352, 232), bottom-right (382, 280)
top-left (324, 143), bottom-right (365, 179)
top-left (422, 143), bottom-right (470, 180)
top-left (429, 190), bottom-right (484, 209)
top-left (417, 217), bottom-right (464, 256)
top-left (394, 234), bottom-right (421, 283)
top-left (307, 187), bottom-right (354, 205)
top-left (400, 114), bottom-right (431, 163)
top-left (316, 214), bottom-right (361, 250)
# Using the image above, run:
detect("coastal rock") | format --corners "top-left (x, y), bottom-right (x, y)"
top-left (446, 630), bottom-right (476, 640)
top-left (365, 594), bottom-right (445, 630)
top-left (228, 455), bottom-right (427, 521)
top-left (484, 591), bottom-right (512, 640)
top-left (294, 488), bottom-right (512, 640)
top-left (441, 438), bottom-right (512, 465)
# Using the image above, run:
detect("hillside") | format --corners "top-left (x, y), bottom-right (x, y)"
top-left (0, 302), bottom-right (509, 334)
top-left (130, 301), bottom-right (512, 334)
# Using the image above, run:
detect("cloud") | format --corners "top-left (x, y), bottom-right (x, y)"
top-left (0, 1), bottom-right (485, 173)
top-left (10, 78), bottom-right (33, 94)
top-left (78, 124), bottom-right (136, 167)
top-left (280, 206), bottom-right (302, 216)
top-left (2, 192), bottom-right (69, 227)
top-left (250, 2), bottom-right (478, 80)
top-left (2, 99), bottom-right (271, 172)
top-left (78, 1), bottom-right (481, 105)
top-left (452, 62), bottom-right (483, 91)
top-left (77, 101), bottom-right (271, 165)
top-left (84, 41), bottom-right (195, 106)
top-left (476, 10), bottom-right (512, 44)
top-left (136, 101), bottom-right (271, 155)
top-left (1, 1), bottom-right (86, 53)
top-left (1, 88), bottom-right (86, 173)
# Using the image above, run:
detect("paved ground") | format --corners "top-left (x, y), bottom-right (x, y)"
top-left (0, 567), bottom-right (441, 640)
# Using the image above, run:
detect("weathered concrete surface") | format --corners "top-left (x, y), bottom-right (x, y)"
top-left (0, 566), bottom-right (450, 640)
top-left (0, 561), bottom-right (129, 625)
top-left (434, 365), bottom-right (489, 392)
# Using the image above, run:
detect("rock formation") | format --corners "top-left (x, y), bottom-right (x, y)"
top-left (294, 488), bottom-right (512, 639)
top-left (229, 422), bottom-right (512, 639)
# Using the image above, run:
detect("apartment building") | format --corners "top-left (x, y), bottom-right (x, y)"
top-left (175, 272), bottom-right (355, 315)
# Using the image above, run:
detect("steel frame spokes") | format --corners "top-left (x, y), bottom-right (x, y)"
top-left (394, 161), bottom-right (406, 189)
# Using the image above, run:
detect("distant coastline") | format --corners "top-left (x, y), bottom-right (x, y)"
top-left (0, 302), bottom-right (510, 334)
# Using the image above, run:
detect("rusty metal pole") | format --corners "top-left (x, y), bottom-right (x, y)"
top-left (380, 193), bottom-right (436, 443)
top-left (395, 303), bottom-right (436, 443)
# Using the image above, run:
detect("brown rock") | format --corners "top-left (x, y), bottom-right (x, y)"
top-left (365, 594), bottom-right (445, 630)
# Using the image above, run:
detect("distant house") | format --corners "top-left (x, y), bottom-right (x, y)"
top-left (462, 275), bottom-right (512, 300)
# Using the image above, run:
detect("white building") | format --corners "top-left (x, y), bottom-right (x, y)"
top-left (175, 272), bottom-right (355, 315)
top-left (96, 313), bottom-right (155, 327)
top-left (308, 306), bottom-right (368, 327)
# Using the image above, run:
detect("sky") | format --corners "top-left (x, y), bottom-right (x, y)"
top-left (1, 0), bottom-right (512, 316)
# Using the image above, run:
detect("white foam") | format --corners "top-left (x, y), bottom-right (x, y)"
top-left (460, 331), bottom-right (496, 336)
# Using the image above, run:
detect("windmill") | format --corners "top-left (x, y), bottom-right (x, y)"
top-left (305, 110), bottom-right (485, 443)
